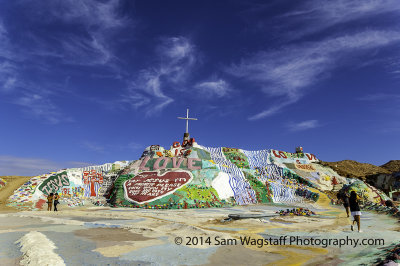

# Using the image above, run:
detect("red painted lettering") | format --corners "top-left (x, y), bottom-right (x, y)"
top-left (279, 151), bottom-right (287, 159)
top-left (306, 154), bottom-right (317, 161)
top-left (272, 150), bottom-right (281, 158)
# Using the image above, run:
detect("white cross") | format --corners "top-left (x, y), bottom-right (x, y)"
top-left (177, 109), bottom-right (197, 134)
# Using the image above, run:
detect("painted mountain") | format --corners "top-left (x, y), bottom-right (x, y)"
top-left (6, 140), bottom-right (389, 210)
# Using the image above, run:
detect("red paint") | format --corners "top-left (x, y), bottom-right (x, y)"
top-left (272, 150), bottom-right (281, 158)
top-left (90, 179), bottom-right (96, 196)
top-left (83, 170), bottom-right (104, 197)
top-left (182, 140), bottom-right (188, 147)
top-left (35, 199), bottom-right (47, 209)
top-left (306, 154), bottom-right (317, 161)
top-left (124, 171), bottom-right (192, 203)
top-left (279, 151), bottom-right (287, 159)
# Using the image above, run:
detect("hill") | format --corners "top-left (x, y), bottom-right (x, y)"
top-left (381, 160), bottom-right (400, 173)
top-left (320, 160), bottom-right (391, 179)
top-left (3, 142), bottom-right (391, 210)
top-left (0, 176), bottom-right (32, 212)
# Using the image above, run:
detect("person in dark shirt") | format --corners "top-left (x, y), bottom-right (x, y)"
top-left (349, 191), bottom-right (362, 232)
top-left (53, 193), bottom-right (60, 212)
top-left (337, 192), bottom-right (350, 217)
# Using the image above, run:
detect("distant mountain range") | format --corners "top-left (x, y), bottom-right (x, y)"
top-left (320, 160), bottom-right (400, 179)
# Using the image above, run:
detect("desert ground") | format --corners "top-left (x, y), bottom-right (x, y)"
top-left (1, 183), bottom-right (399, 266)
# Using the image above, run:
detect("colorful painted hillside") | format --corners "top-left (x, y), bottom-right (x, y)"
top-left (0, 177), bottom-right (6, 189)
top-left (6, 139), bottom-right (390, 210)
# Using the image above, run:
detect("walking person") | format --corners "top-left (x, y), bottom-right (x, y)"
top-left (338, 192), bottom-right (350, 217)
top-left (54, 193), bottom-right (60, 212)
top-left (47, 193), bottom-right (54, 211)
top-left (349, 191), bottom-right (362, 232)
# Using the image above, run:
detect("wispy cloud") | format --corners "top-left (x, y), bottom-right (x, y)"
top-left (0, 0), bottom-right (130, 124)
top-left (24, 0), bottom-right (128, 66)
top-left (82, 141), bottom-right (106, 153)
top-left (0, 155), bottom-right (89, 176)
top-left (123, 36), bottom-right (197, 116)
top-left (358, 93), bottom-right (400, 101)
top-left (127, 142), bottom-right (143, 151)
top-left (14, 93), bottom-right (69, 124)
top-left (278, 0), bottom-right (400, 40)
top-left (227, 30), bottom-right (400, 120)
top-left (194, 78), bottom-right (232, 98)
top-left (287, 120), bottom-right (320, 132)
top-left (113, 142), bottom-right (143, 152)
top-left (43, 0), bottom-right (126, 30)
top-left (1, 21), bottom-right (67, 124)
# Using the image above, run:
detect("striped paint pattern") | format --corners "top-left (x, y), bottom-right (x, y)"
top-left (200, 145), bottom-right (257, 205)
top-left (241, 149), bottom-right (301, 203)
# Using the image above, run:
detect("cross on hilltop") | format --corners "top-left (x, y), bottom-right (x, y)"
top-left (177, 109), bottom-right (197, 141)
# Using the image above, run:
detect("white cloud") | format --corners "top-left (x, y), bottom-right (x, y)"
top-left (157, 37), bottom-right (196, 85)
top-left (248, 102), bottom-right (292, 121)
top-left (279, 0), bottom-right (400, 39)
top-left (3, 0), bottom-right (127, 68)
top-left (27, 0), bottom-right (127, 67)
top-left (0, 155), bottom-right (89, 176)
top-left (287, 120), bottom-right (320, 131)
top-left (227, 30), bottom-right (400, 120)
top-left (3, 77), bottom-right (16, 91)
top-left (124, 37), bottom-right (196, 116)
top-left (194, 79), bottom-right (231, 98)
top-left (0, 1), bottom-right (130, 123)
top-left (58, 34), bottom-right (113, 66)
top-left (158, 37), bottom-right (195, 63)
top-left (44, 0), bottom-right (126, 30)
top-left (14, 93), bottom-right (65, 124)
top-left (0, 62), bottom-right (18, 92)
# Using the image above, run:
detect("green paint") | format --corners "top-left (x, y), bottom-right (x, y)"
top-left (111, 172), bottom-right (229, 209)
top-left (38, 171), bottom-right (69, 194)
top-left (244, 172), bottom-right (273, 203)
top-left (222, 147), bottom-right (250, 169)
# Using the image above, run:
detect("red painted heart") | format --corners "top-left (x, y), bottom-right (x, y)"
top-left (123, 171), bottom-right (193, 204)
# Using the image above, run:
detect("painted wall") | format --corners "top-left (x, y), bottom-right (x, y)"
top-left (8, 161), bottom-right (131, 208)
top-left (111, 143), bottom-right (326, 208)
top-left (9, 141), bottom-right (370, 209)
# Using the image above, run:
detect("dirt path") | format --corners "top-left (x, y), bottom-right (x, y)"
top-left (1, 205), bottom-right (399, 265)
top-left (0, 176), bottom-right (32, 212)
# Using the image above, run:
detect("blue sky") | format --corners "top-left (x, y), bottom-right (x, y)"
top-left (1, 0), bottom-right (400, 175)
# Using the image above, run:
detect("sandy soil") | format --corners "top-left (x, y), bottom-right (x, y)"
top-left (1, 184), bottom-right (399, 265)
top-left (1, 199), bottom-right (398, 266)
top-left (0, 176), bottom-right (32, 213)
